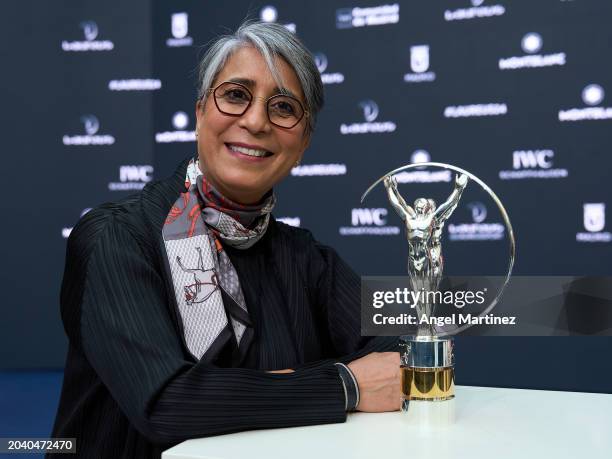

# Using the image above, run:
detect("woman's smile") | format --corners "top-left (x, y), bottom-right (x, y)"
top-left (225, 142), bottom-right (274, 161)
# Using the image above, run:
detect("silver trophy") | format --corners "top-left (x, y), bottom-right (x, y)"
top-left (362, 162), bottom-right (515, 427)
top-left (384, 173), bottom-right (468, 338)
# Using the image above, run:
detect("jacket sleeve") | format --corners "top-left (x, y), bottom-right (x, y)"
top-left (66, 209), bottom-right (346, 444)
top-left (296, 240), bottom-right (398, 372)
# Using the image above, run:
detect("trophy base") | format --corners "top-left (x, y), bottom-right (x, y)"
top-left (401, 397), bottom-right (456, 428)
top-left (401, 366), bottom-right (455, 401)
top-left (400, 337), bottom-right (456, 427)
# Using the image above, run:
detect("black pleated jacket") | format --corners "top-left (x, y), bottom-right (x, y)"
top-left (48, 158), bottom-right (397, 459)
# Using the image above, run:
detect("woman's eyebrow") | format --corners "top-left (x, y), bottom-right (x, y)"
top-left (228, 77), bottom-right (256, 87)
top-left (227, 77), bottom-right (298, 99)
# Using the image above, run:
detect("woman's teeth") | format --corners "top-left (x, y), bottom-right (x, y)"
top-left (228, 144), bottom-right (270, 157)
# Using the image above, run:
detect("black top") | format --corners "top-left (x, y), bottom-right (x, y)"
top-left (49, 159), bottom-right (398, 459)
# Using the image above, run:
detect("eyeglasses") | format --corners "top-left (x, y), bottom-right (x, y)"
top-left (205, 81), bottom-right (308, 129)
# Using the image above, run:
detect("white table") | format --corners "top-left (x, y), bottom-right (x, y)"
top-left (163, 385), bottom-right (612, 459)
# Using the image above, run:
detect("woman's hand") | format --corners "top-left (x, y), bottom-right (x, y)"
top-left (348, 352), bottom-right (401, 412)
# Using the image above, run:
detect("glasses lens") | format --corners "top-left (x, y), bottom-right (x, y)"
top-left (268, 95), bottom-right (304, 128)
top-left (214, 82), bottom-right (251, 115)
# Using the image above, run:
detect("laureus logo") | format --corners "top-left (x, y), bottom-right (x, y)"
top-left (559, 84), bottom-right (612, 121)
top-left (499, 32), bottom-right (565, 70)
top-left (577, 203), bottom-right (611, 243)
top-left (81, 115), bottom-right (99, 135)
top-left (468, 202), bottom-right (487, 223)
top-left (340, 100), bottom-right (396, 134)
top-left (314, 52), bottom-right (345, 85)
top-left (155, 112), bottom-right (196, 143)
top-left (360, 100), bottom-right (379, 122)
top-left (61, 20), bottom-right (114, 52)
top-left (314, 53), bottom-right (327, 73)
top-left (448, 203), bottom-right (504, 241)
top-left (62, 115), bottom-right (115, 146)
top-left (445, 0), bottom-right (505, 21)
top-left (80, 21), bottom-right (98, 41)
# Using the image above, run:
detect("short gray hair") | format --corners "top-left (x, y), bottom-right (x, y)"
top-left (197, 21), bottom-right (324, 133)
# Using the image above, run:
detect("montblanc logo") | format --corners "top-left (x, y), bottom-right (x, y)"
top-left (339, 208), bottom-right (400, 236)
top-left (522, 33), bottom-right (542, 53)
top-left (336, 3), bottom-right (400, 29)
top-left (155, 112), bottom-right (196, 143)
top-left (393, 150), bottom-right (451, 183)
top-left (448, 202), bottom-right (504, 241)
top-left (411, 150), bottom-right (430, 166)
top-left (62, 115), bottom-right (115, 146)
top-left (583, 84), bottom-right (604, 106)
top-left (260, 5), bottom-right (278, 22)
top-left (577, 203), bottom-right (611, 243)
top-left (314, 52), bottom-right (345, 85)
top-left (499, 149), bottom-right (568, 180)
top-left (108, 79), bottom-right (162, 91)
top-left (499, 33), bottom-right (566, 70)
top-left (61, 21), bottom-right (114, 52)
top-left (444, 103), bottom-right (508, 118)
top-left (62, 208), bottom-right (92, 239)
top-left (559, 84), bottom-right (612, 121)
top-left (166, 13), bottom-right (193, 47)
top-left (259, 5), bottom-right (296, 32)
top-left (340, 100), bottom-right (396, 134)
top-left (444, 0), bottom-right (505, 21)
top-left (404, 45), bottom-right (436, 83)
top-left (108, 165), bottom-right (154, 191)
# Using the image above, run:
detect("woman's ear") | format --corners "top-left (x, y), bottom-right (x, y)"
top-left (195, 100), bottom-right (203, 123)
top-left (300, 130), bottom-right (311, 151)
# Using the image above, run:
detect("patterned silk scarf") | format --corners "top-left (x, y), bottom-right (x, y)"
top-left (163, 158), bottom-right (275, 361)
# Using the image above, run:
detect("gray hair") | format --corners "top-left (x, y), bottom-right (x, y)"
top-left (197, 21), bottom-right (324, 133)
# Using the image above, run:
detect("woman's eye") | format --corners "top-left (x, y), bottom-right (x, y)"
top-left (271, 101), bottom-right (296, 117)
top-left (224, 89), bottom-right (250, 103)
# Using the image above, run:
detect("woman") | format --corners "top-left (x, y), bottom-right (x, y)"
top-left (49, 21), bottom-right (399, 459)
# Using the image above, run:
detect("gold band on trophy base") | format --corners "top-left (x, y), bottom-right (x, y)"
top-left (401, 366), bottom-right (455, 401)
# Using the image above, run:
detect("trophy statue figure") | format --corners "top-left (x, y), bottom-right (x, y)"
top-left (362, 162), bottom-right (515, 427)
top-left (384, 173), bottom-right (468, 338)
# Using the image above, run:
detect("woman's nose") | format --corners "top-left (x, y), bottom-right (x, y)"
top-left (238, 99), bottom-right (271, 134)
